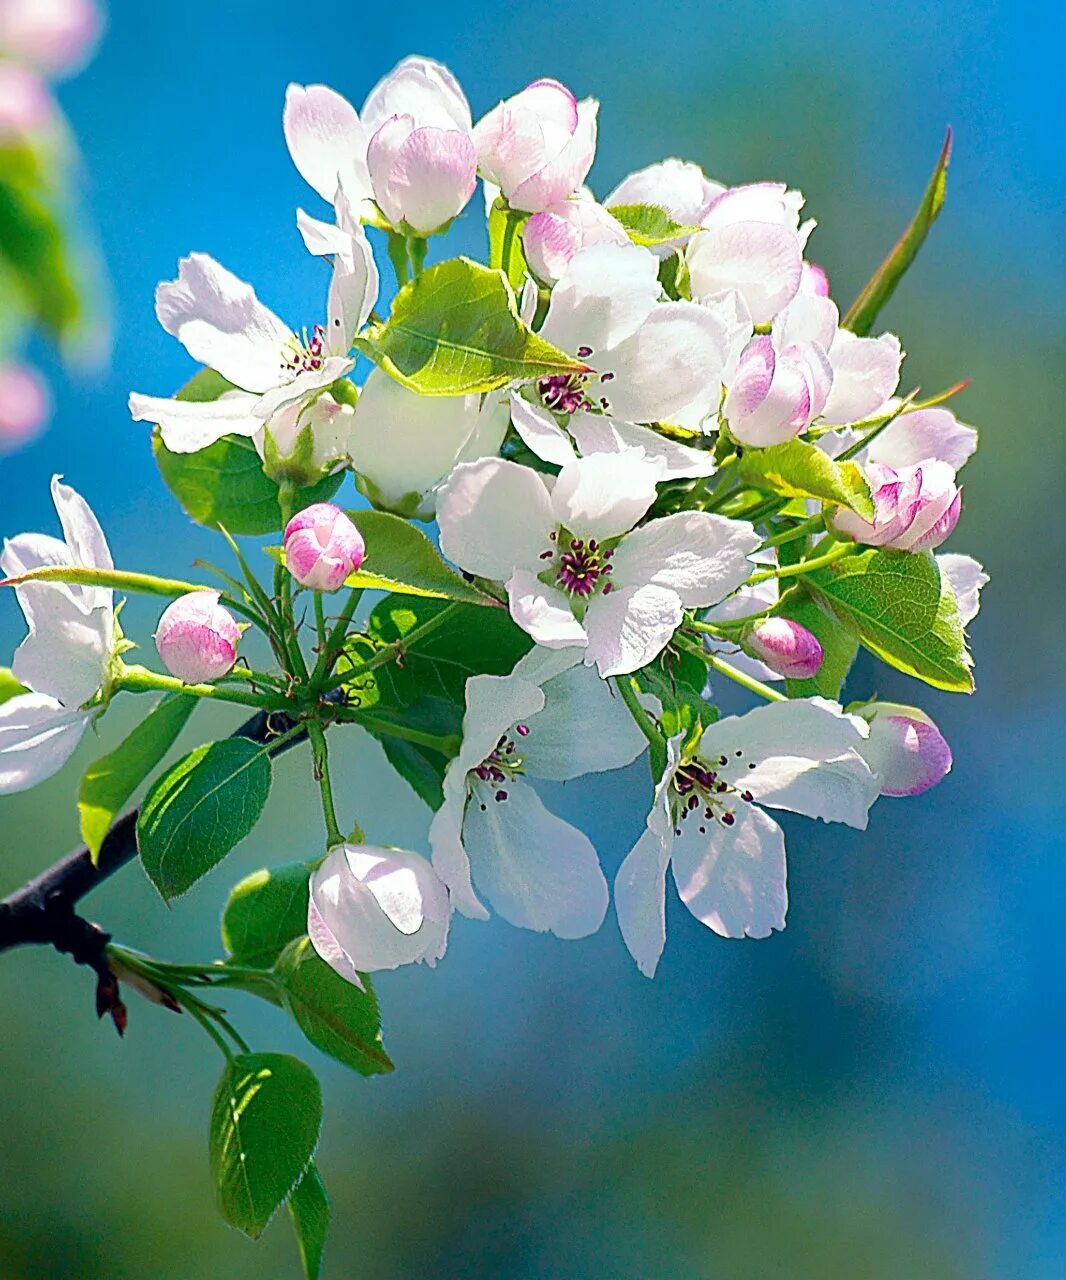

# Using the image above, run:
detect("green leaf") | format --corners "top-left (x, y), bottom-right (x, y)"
top-left (359, 257), bottom-right (586, 395)
top-left (210, 1052), bottom-right (322, 1239)
top-left (776, 589), bottom-right (861, 699)
top-left (345, 509), bottom-right (497, 606)
top-left (607, 202), bottom-right (703, 248)
top-left (488, 198), bottom-right (528, 289)
top-left (137, 739), bottom-right (272, 900)
top-left (805, 547), bottom-right (974, 693)
top-left (0, 176), bottom-right (81, 340)
top-left (275, 937), bottom-right (393, 1077)
top-left (0, 667), bottom-right (27, 706)
top-left (222, 860), bottom-right (315, 968)
top-left (843, 130), bottom-right (952, 336)
top-left (152, 371), bottom-right (342, 535)
top-left (739, 439), bottom-right (874, 518)
top-left (78, 694), bottom-right (197, 863)
top-left (288, 1164), bottom-right (331, 1280)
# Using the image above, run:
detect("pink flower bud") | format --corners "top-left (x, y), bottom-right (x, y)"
top-left (829, 460), bottom-right (962, 552)
top-left (155, 591), bottom-right (240, 683)
top-left (746, 617), bottom-right (824, 679)
top-left (0, 0), bottom-right (102, 76)
top-left (523, 199), bottom-right (628, 284)
top-left (474, 78), bottom-right (598, 212)
top-left (309, 843), bottom-right (450, 980)
top-left (0, 362), bottom-right (50, 449)
top-left (0, 63), bottom-right (54, 142)
top-left (856, 702), bottom-right (952, 797)
top-left (367, 117), bottom-right (477, 234)
top-left (724, 334), bottom-right (833, 446)
top-left (284, 503), bottom-right (365, 593)
top-left (800, 261), bottom-right (831, 296)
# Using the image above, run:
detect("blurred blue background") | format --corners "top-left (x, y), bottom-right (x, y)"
top-left (1, 2), bottom-right (1064, 1276)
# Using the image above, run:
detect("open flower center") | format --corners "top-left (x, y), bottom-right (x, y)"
top-left (471, 726), bottom-right (530, 805)
top-left (539, 533), bottom-right (615, 599)
top-left (537, 372), bottom-right (593, 414)
top-left (282, 325), bottom-right (327, 375)
top-left (670, 755), bottom-right (756, 836)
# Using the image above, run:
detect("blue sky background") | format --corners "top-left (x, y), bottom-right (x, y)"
top-left (0, 3), bottom-right (1063, 1277)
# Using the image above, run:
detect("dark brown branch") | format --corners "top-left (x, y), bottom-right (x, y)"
top-left (0, 705), bottom-right (316, 960)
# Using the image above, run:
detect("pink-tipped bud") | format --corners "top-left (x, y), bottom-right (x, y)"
top-left (856, 702), bottom-right (952, 797)
top-left (746, 617), bottom-right (824, 679)
top-left (155, 591), bottom-right (240, 683)
top-left (284, 503), bottom-right (365, 593)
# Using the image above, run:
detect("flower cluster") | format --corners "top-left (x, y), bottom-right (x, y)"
top-left (0, 0), bottom-right (103, 451)
top-left (0, 51), bottom-right (988, 1266)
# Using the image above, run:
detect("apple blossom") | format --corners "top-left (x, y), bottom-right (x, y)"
top-left (129, 192), bottom-right (377, 451)
top-left (437, 450), bottom-right (761, 676)
top-left (430, 648), bottom-right (645, 935)
top-left (821, 329), bottom-right (905, 424)
top-left (745, 618), bottom-right (824, 680)
top-left (0, 477), bottom-right (115, 793)
top-left (154, 591), bottom-right (240, 685)
top-left (534, 241), bottom-right (753, 428)
top-left (829, 459), bottom-right (962, 551)
top-left (253, 390), bottom-right (356, 486)
top-left (853, 702), bottom-right (952, 797)
top-left (0, 360), bottom-right (50, 449)
top-left (284, 503), bottom-right (365, 593)
top-left (474, 78), bottom-right (598, 213)
top-left (723, 332), bottom-right (833, 446)
top-left (522, 198), bottom-right (629, 284)
top-left (615, 698), bottom-right (879, 976)
top-left (349, 369), bottom-right (508, 518)
top-left (309, 844), bottom-right (451, 979)
top-left (0, 0), bottom-right (101, 77)
top-left (686, 182), bottom-right (811, 323)
top-left (605, 158), bottom-right (724, 255)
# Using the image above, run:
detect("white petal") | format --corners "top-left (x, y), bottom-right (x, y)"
top-left (457, 672), bottom-right (545, 775)
top-left (823, 330), bottom-right (904, 424)
top-left (609, 511), bottom-right (760, 606)
top-left (251, 356), bottom-right (354, 420)
top-left (50, 476), bottom-right (112, 579)
top-left (521, 661), bottom-right (647, 780)
top-left (362, 56), bottom-right (471, 134)
top-left (0, 693), bottom-right (88, 794)
top-left (154, 254), bottom-right (292, 393)
top-left (506, 569), bottom-right (588, 649)
top-left (461, 778), bottom-right (608, 938)
top-left (550, 449), bottom-right (662, 542)
top-left (429, 768), bottom-right (490, 920)
top-left (539, 241), bottom-right (660, 356)
top-left (582, 582), bottom-right (683, 678)
top-left (9, 592), bottom-right (110, 708)
top-left (509, 392), bottom-right (577, 465)
top-left (569, 412), bottom-right (717, 479)
top-left (437, 457), bottom-right (555, 581)
top-left (283, 82), bottom-right (372, 204)
top-left (697, 698), bottom-right (879, 828)
top-left (772, 292), bottom-right (839, 350)
top-left (600, 301), bottom-right (735, 424)
top-left (671, 802), bottom-right (787, 939)
top-left (686, 221), bottom-right (803, 324)
top-left (937, 552), bottom-right (988, 627)
top-left (867, 405), bottom-right (978, 471)
top-left (129, 389), bottom-right (261, 453)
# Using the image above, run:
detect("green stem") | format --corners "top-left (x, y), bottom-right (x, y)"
top-left (116, 663), bottom-right (284, 711)
top-left (387, 231), bottom-right (410, 286)
top-left (759, 512), bottom-right (825, 550)
top-left (320, 602), bottom-right (460, 693)
top-left (674, 633), bottom-right (786, 703)
top-left (341, 711), bottom-right (458, 755)
top-left (311, 587), bottom-right (363, 686)
top-left (746, 540), bottom-right (850, 585)
top-left (612, 674), bottom-right (666, 777)
top-left (1, 565), bottom-right (210, 599)
top-left (407, 235), bottom-right (428, 277)
top-left (308, 722), bottom-right (345, 848)
top-left (500, 208), bottom-right (522, 284)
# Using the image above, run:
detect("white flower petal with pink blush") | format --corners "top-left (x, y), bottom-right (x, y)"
top-left (367, 119), bottom-right (477, 233)
top-left (254, 392), bottom-right (356, 484)
top-left (438, 451), bottom-right (758, 675)
top-left (351, 370), bottom-right (507, 517)
top-left (523, 199), bottom-right (629, 283)
top-left (615, 698), bottom-right (878, 975)
top-left (829, 459), bottom-right (961, 552)
top-left (283, 83), bottom-right (372, 206)
top-left (723, 333), bottom-right (833, 446)
top-left (154, 591), bottom-right (240, 684)
top-left (605, 157), bottom-right (724, 256)
top-left (745, 617), bottom-right (824, 679)
top-left (474, 78), bottom-right (598, 212)
top-left (0, 361), bottom-right (50, 449)
top-left (0, 63), bottom-right (54, 141)
top-left (0, 0), bottom-right (101, 76)
top-left (854, 702), bottom-right (952, 797)
top-left (821, 329), bottom-right (904, 424)
top-left (936, 553), bottom-right (988, 627)
top-left (284, 503), bottom-right (365, 593)
top-left (0, 477), bottom-right (116, 794)
top-left (430, 661), bottom-right (644, 935)
top-left (800, 261), bottom-right (831, 296)
top-left (362, 55), bottom-right (471, 134)
top-left (568, 412), bottom-right (718, 479)
top-left (309, 844), bottom-right (450, 979)
top-left (864, 403), bottom-right (978, 472)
